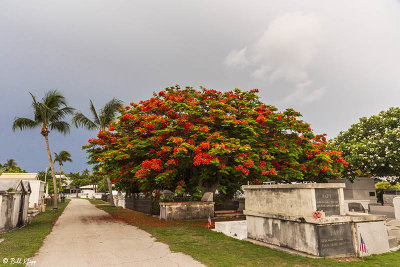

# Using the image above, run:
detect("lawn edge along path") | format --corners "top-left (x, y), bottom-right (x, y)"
top-left (0, 199), bottom-right (70, 266)
top-left (91, 200), bottom-right (400, 267)
top-left (90, 200), bottom-right (366, 267)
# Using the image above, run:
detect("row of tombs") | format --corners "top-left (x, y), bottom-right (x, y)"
top-left (0, 173), bottom-right (47, 233)
top-left (159, 178), bottom-right (399, 258)
top-left (0, 180), bottom-right (31, 232)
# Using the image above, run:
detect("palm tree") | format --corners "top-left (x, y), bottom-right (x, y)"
top-left (4, 159), bottom-right (18, 171)
top-left (13, 90), bottom-right (74, 209)
top-left (72, 98), bottom-right (122, 206)
top-left (54, 150), bottom-right (72, 191)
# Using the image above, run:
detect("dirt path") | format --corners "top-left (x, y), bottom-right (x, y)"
top-left (33, 198), bottom-right (205, 267)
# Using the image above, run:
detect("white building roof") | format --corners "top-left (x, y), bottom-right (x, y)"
top-left (80, 184), bottom-right (95, 190)
top-left (0, 173), bottom-right (38, 180)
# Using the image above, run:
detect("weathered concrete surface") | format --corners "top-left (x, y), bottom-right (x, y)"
top-left (355, 221), bottom-right (389, 256)
top-left (0, 180), bottom-right (30, 232)
top-left (214, 220), bottom-right (247, 240)
top-left (33, 199), bottom-right (205, 267)
top-left (393, 197), bottom-right (400, 220)
top-left (383, 189), bottom-right (400, 205)
top-left (243, 183), bottom-right (346, 218)
top-left (160, 202), bottom-right (214, 221)
top-left (244, 184), bottom-right (389, 257)
top-left (201, 192), bottom-right (213, 202)
top-left (246, 215), bottom-right (320, 256)
top-left (369, 204), bottom-right (395, 218)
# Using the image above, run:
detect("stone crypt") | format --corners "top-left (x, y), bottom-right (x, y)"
top-left (243, 183), bottom-right (389, 257)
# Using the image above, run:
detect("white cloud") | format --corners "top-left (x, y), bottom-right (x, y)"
top-left (283, 81), bottom-right (326, 104)
top-left (224, 46), bottom-right (249, 68)
top-left (226, 12), bottom-right (325, 104)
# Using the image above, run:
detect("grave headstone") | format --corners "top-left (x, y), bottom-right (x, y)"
top-left (317, 224), bottom-right (354, 257)
top-left (315, 188), bottom-right (340, 216)
top-left (393, 197), bottom-right (400, 220)
top-left (201, 192), bottom-right (213, 202)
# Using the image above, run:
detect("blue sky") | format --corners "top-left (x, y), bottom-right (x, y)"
top-left (1, 0), bottom-right (400, 173)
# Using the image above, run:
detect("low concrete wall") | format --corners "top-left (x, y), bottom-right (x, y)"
top-left (113, 192), bottom-right (126, 208)
top-left (383, 189), bottom-right (400, 205)
top-left (215, 220), bottom-right (247, 240)
top-left (160, 202), bottom-right (214, 220)
top-left (369, 204), bottom-right (395, 218)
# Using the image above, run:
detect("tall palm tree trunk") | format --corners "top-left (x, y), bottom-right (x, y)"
top-left (59, 164), bottom-right (62, 194)
top-left (45, 135), bottom-right (58, 209)
top-left (107, 176), bottom-right (115, 206)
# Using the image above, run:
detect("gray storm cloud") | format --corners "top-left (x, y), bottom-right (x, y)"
top-left (1, 0), bottom-right (400, 172)
top-left (225, 12), bottom-right (325, 105)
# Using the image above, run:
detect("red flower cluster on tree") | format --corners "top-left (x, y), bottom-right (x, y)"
top-left (83, 86), bottom-right (348, 196)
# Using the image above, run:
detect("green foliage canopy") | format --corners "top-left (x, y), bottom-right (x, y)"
top-left (329, 107), bottom-right (400, 178)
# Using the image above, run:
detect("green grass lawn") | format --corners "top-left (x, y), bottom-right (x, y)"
top-left (0, 200), bottom-right (70, 266)
top-left (85, 198), bottom-right (106, 205)
top-left (89, 200), bottom-right (400, 267)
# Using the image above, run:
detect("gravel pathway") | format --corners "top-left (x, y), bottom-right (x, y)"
top-left (33, 198), bottom-right (205, 267)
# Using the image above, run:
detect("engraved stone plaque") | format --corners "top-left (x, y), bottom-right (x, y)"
top-left (317, 224), bottom-right (354, 257)
top-left (315, 188), bottom-right (340, 216)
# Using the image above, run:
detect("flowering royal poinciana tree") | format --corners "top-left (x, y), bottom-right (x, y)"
top-left (84, 86), bottom-right (348, 197)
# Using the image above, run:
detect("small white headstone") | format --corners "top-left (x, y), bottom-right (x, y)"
top-left (393, 197), bottom-right (400, 220)
top-left (201, 192), bottom-right (213, 202)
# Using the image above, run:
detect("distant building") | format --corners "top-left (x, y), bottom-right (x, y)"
top-left (80, 184), bottom-right (96, 198)
top-left (55, 174), bottom-right (72, 189)
top-left (0, 173), bottom-right (45, 208)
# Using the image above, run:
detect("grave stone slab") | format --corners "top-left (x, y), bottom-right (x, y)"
top-left (315, 188), bottom-right (340, 216)
top-left (393, 197), bottom-right (400, 220)
top-left (201, 192), bottom-right (213, 202)
top-left (317, 224), bottom-right (354, 257)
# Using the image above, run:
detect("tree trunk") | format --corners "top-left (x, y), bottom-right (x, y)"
top-left (107, 176), bottom-right (115, 206)
top-left (59, 164), bottom-right (62, 196)
top-left (44, 135), bottom-right (58, 209)
top-left (201, 183), bottom-right (218, 196)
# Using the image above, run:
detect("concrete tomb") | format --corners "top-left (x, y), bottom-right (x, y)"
top-left (0, 180), bottom-right (31, 232)
top-left (0, 173), bottom-right (45, 209)
top-left (329, 177), bottom-right (377, 211)
top-left (214, 220), bottom-right (247, 240)
top-left (160, 201), bottom-right (214, 221)
top-left (243, 183), bottom-right (389, 257)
